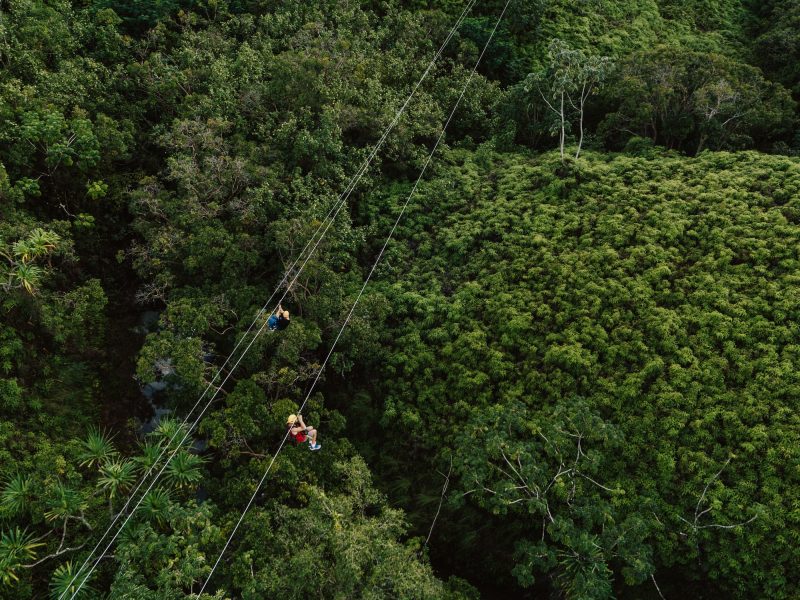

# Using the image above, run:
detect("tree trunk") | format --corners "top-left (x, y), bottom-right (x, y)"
top-left (559, 91), bottom-right (566, 162)
top-left (696, 133), bottom-right (707, 155)
top-left (576, 99), bottom-right (585, 159)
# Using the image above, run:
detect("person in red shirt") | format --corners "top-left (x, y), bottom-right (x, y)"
top-left (286, 413), bottom-right (321, 451)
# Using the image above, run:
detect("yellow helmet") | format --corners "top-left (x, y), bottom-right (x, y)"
top-left (286, 414), bottom-right (298, 425)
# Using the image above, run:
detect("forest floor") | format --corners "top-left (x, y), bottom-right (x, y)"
top-left (90, 235), bottom-right (153, 450)
top-left (98, 293), bottom-right (151, 450)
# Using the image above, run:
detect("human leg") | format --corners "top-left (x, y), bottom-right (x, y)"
top-left (306, 427), bottom-right (321, 450)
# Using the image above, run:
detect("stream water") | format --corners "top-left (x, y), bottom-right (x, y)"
top-left (133, 310), bottom-right (171, 435)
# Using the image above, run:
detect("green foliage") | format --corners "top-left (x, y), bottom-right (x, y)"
top-left (0, 474), bottom-right (33, 520)
top-left (152, 417), bottom-right (192, 451)
top-left (164, 451), bottom-right (206, 490)
top-left (523, 39), bottom-right (612, 159)
top-left (600, 46), bottom-right (796, 153)
top-left (752, 0), bottom-right (800, 98)
top-left (0, 228), bottom-right (61, 295)
top-left (0, 528), bottom-right (43, 586)
top-left (49, 561), bottom-right (95, 600)
top-left (109, 499), bottom-right (223, 597)
top-left (77, 428), bottom-right (117, 469)
top-left (133, 440), bottom-right (164, 475)
top-left (358, 148), bottom-right (800, 598)
top-left (15, 110), bottom-right (101, 172)
top-left (135, 331), bottom-right (207, 406)
top-left (139, 487), bottom-right (172, 527)
top-left (85, 180), bottom-right (108, 200)
top-left (217, 457), bottom-right (467, 599)
top-left (97, 459), bottom-right (137, 501)
top-left (39, 279), bottom-right (108, 353)
top-left (1, 0), bottom-right (799, 598)
top-left (95, 0), bottom-right (189, 33)
top-left (43, 483), bottom-right (86, 524)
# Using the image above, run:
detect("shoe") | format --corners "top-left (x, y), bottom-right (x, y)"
top-left (309, 443), bottom-right (321, 451)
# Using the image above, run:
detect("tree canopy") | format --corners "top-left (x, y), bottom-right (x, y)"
top-left (1, 0), bottom-right (798, 598)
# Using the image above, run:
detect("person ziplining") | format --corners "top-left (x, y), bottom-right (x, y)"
top-left (287, 413), bottom-right (321, 450)
top-left (268, 304), bottom-right (291, 331)
top-left (197, 3), bottom-right (511, 591)
top-left (60, 2), bottom-right (482, 596)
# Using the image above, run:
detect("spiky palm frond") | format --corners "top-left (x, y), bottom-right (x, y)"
top-left (152, 417), bottom-right (191, 451)
top-left (49, 561), bottom-right (95, 600)
top-left (78, 427), bottom-right (117, 469)
top-left (26, 228), bottom-right (60, 258)
top-left (0, 474), bottom-right (33, 518)
top-left (0, 527), bottom-right (43, 585)
top-left (97, 459), bottom-right (136, 500)
top-left (12, 263), bottom-right (43, 294)
top-left (134, 439), bottom-right (164, 475)
top-left (44, 483), bottom-right (85, 523)
top-left (11, 239), bottom-right (35, 263)
top-left (556, 536), bottom-right (613, 600)
top-left (165, 451), bottom-right (206, 490)
top-left (140, 487), bottom-right (172, 526)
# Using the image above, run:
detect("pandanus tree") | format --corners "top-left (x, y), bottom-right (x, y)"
top-left (77, 427), bottom-right (117, 469)
top-left (97, 459), bottom-right (137, 515)
top-left (165, 451), bottom-right (206, 491)
top-left (49, 561), bottom-right (95, 600)
top-left (140, 487), bottom-right (172, 527)
top-left (0, 528), bottom-right (43, 586)
top-left (6, 263), bottom-right (44, 295)
top-left (153, 417), bottom-right (192, 452)
top-left (0, 474), bottom-right (34, 519)
top-left (44, 483), bottom-right (90, 550)
top-left (14, 229), bottom-right (59, 262)
top-left (134, 439), bottom-right (164, 475)
top-left (0, 229), bottom-right (61, 295)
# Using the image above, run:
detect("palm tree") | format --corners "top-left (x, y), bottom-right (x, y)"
top-left (78, 427), bottom-right (117, 469)
top-left (0, 528), bottom-right (43, 585)
top-left (44, 482), bottom-right (89, 552)
top-left (133, 439), bottom-right (164, 476)
top-left (0, 474), bottom-right (33, 519)
top-left (50, 561), bottom-right (95, 600)
top-left (24, 228), bottom-right (60, 260)
top-left (97, 459), bottom-right (136, 515)
top-left (165, 451), bottom-right (206, 491)
top-left (44, 483), bottom-right (85, 524)
top-left (140, 487), bottom-right (172, 527)
top-left (1, 229), bottom-right (60, 295)
top-left (10, 263), bottom-right (43, 295)
top-left (153, 417), bottom-right (191, 451)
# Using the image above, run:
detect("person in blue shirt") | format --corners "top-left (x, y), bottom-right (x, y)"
top-left (268, 304), bottom-right (291, 331)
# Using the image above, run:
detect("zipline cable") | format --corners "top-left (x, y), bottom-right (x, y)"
top-left (63, 3), bottom-right (476, 597)
top-left (197, 1), bottom-right (512, 594)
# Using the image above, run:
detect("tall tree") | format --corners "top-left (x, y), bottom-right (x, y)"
top-left (524, 39), bottom-right (611, 161)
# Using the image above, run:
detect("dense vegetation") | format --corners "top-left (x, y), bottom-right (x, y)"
top-left (353, 148), bottom-right (800, 599)
top-left (1, 1), bottom-right (798, 599)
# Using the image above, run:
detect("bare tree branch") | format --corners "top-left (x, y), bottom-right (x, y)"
top-left (695, 458), bottom-right (730, 525)
top-left (421, 457), bottom-right (452, 551)
top-left (651, 573), bottom-right (667, 600)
